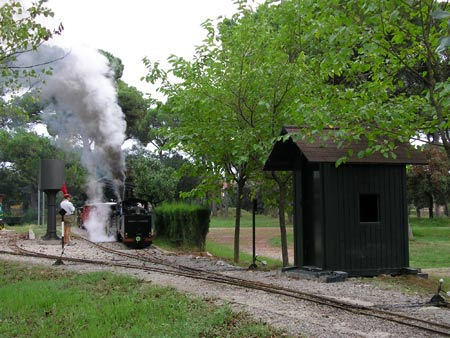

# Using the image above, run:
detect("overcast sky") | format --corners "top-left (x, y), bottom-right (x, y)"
top-left (46, 0), bottom-right (261, 98)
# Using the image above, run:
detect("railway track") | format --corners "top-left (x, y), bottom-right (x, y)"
top-left (3, 236), bottom-right (450, 337)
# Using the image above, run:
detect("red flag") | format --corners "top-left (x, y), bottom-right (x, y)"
top-left (61, 182), bottom-right (68, 194)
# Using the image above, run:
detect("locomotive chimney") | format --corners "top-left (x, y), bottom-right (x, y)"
top-left (40, 159), bottom-right (65, 240)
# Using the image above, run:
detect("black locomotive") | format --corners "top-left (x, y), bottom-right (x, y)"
top-left (116, 198), bottom-right (153, 248)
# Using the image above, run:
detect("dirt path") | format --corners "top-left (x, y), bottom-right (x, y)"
top-left (207, 227), bottom-right (294, 264)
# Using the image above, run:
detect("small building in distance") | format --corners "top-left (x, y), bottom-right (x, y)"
top-left (264, 126), bottom-right (427, 277)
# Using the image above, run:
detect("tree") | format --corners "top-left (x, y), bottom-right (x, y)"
top-left (144, 1), bottom-right (305, 264)
top-left (279, 0), bottom-right (450, 166)
top-left (99, 49), bottom-right (124, 81)
top-left (0, 0), bottom-right (62, 94)
top-left (99, 50), bottom-right (151, 143)
top-left (126, 149), bottom-right (177, 207)
top-left (0, 0), bottom-right (62, 128)
top-left (408, 146), bottom-right (450, 218)
top-left (136, 98), bottom-right (181, 155)
top-left (0, 129), bottom-right (85, 217)
top-left (117, 80), bottom-right (150, 141)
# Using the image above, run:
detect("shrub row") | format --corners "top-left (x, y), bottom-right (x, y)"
top-left (155, 203), bottom-right (210, 250)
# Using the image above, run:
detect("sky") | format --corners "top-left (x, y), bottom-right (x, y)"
top-left (46, 0), bottom-right (261, 99)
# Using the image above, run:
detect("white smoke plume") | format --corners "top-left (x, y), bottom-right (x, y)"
top-left (13, 44), bottom-right (127, 242)
top-left (83, 202), bottom-right (116, 243)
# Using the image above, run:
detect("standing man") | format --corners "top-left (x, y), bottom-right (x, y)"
top-left (60, 194), bottom-right (75, 245)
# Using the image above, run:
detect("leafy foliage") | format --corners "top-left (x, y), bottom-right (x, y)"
top-left (144, 1), bottom-right (305, 262)
top-left (285, 0), bottom-right (450, 162)
top-left (116, 80), bottom-right (149, 141)
top-left (136, 98), bottom-right (180, 153)
top-left (99, 49), bottom-right (124, 80)
top-left (126, 149), bottom-right (177, 206)
top-left (0, 129), bottom-right (86, 210)
top-left (0, 129), bottom-right (56, 200)
top-left (0, 0), bottom-right (62, 94)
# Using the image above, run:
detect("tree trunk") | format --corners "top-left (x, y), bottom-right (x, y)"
top-left (427, 193), bottom-right (434, 219)
top-left (445, 203), bottom-right (449, 217)
top-left (211, 199), bottom-right (218, 217)
top-left (222, 186), bottom-right (229, 217)
top-left (30, 190), bottom-right (38, 210)
top-left (271, 171), bottom-right (292, 267)
top-left (416, 207), bottom-right (421, 218)
top-left (233, 180), bottom-right (245, 263)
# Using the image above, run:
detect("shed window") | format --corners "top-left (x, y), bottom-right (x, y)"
top-left (360, 194), bottom-right (379, 223)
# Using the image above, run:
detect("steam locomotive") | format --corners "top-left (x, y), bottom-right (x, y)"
top-left (77, 198), bottom-right (153, 248)
top-left (116, 198), bottom-right (153, 248)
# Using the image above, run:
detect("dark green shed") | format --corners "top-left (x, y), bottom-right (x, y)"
top-left (264, 126), bottom-right (428, 277)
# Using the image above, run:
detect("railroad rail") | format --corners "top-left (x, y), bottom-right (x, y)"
top-left (2, 236), bottom-right (450, 337)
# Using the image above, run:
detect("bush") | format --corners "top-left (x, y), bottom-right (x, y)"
top-left (155, 203), bottom-right (210, 250)
top-left (22, 208), bottom-right (38, 223)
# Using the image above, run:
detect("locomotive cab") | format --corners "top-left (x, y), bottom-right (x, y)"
top-left (117, 198), bottom-right (153, 248)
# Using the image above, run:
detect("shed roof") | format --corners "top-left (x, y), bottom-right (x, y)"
top-left (264, 126), bottom-right (428, 171)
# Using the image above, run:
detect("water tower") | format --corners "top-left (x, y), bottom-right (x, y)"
top-left (40, 159), bottom-right (65, 240)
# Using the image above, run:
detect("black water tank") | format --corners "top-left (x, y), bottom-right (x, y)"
top-left (40, 159), bottom-right (65, 191)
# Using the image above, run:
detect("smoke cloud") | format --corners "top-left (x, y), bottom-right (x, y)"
top-left (13, 44), bottom-right (127, 241)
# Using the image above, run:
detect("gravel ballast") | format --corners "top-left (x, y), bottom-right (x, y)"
top-left (1, 228), bottom-right (449, 337)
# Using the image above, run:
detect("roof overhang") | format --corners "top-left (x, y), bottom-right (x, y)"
top-left (264, 126), bottom-right (428, 171)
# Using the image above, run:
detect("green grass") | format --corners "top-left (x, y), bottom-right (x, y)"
top-left (409, 217), bottom-right (450, 228)
top-left (3, 223), bottom-right (48, 237)
top-left (409, 217), bottom-right (450, 269)
top-left (210, 209), bottom-right (288, 228)
top-left (204, 241), bottom-right (282, 270)
top-left (0, 260), bottom-right (289, 338)
top-left (270, 233), bottom-right (294, 248)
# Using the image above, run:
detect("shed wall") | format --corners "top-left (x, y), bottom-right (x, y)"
top-left (321, 164), bottom-right (409, 274)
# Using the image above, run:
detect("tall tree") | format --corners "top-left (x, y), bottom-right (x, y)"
top-left (136, 98), bottom-right (181, 156)
top-left (0, 0), bottom-right (62, 127)
top-left (144, 1), bottom-right (305, 263)
top-left (285, 0), bottom-right (450, 165)
top-left (126, 149), bottom-right (177, 206)
top-left (408, 146), bottom-right (450, 218)
top-left (0, 129), bottom-right (85, 213)
top-left (100, 50), bottom-right (150, 143)
top-left (117, 80), bottom-right (149, 141)
top-left (0, 0), bottom-right (62, 94)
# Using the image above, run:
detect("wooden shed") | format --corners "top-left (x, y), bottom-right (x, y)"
top-left (264, 126), bottom-right (428, 277)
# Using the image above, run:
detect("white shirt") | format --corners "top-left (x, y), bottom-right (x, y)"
top-left (60, 199), bottom-right (75, 215)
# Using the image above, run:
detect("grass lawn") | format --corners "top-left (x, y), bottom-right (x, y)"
top-left (0, 260), bottom-right (289, 338)
top-left (409, 217), bottom-right (450, 269)
top-left (210, 209), bottom-right (284, 228)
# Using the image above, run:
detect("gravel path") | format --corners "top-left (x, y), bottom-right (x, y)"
top-left (1, 228), bottom-right (450, 337)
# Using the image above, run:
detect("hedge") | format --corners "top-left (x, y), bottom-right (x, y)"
top-left (155, 203), bottom-right (210, 250)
